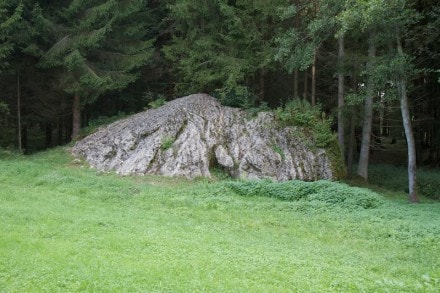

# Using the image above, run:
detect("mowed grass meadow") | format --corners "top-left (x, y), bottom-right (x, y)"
top-left (1, 148), bottom-right (439, 292)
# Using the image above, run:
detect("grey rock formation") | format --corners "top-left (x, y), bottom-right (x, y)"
top-left (72, 94), bottom-right (339, 181)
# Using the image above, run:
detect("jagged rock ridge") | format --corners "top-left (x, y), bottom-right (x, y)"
top-left (72, 94), bottom-right (339, 181)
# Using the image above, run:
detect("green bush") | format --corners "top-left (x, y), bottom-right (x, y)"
top-left (143, 92), bottom-right (167, 110)
top-left (213, 87), bottom-right (256, 108)
top-left (275, 99), bottom-right (336, 148)
top-left (245, 102), bottom-right (271, 119)
top-left (275, 99), bottom-right (319, 127)
top-left (148, 96), bottom-right (167, 109)
top-left (225, 179), bottom-right (383, 209)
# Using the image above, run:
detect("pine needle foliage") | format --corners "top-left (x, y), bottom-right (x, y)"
top-left (164, 0), bottom-right (285, 96)
top-left (40, 0), bottom-right (155, 101)
top-left (0, 1), bottom-right (23, 70)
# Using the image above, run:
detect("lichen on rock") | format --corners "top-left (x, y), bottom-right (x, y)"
top-left (72, 93), bottom-right (343, 181)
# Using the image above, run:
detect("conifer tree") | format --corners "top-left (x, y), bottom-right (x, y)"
top-left (0, 0), bottom-right (51, 150)
top-left (40, 0), bottom-right (154, 139)
top-left (0, 1), bottom-right (23, 71)
top-left (164, 0), bottom-right (285, 102)
top-left (0, 1), bottom-right (22, 113)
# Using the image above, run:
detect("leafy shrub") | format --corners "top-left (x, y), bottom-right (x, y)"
top-left (148, 96), bottom-right (167, 109)
top-left (225, 179), bottom-right (383, 209)
top-left (143, 92), bottom-right (167, 109)
top-left (245, 102), bottom-right (271, 119)
top-left (213, 87), bottom-right (256, 108)
top-left (276, 99), bottom-right (320, 127)
top-left (314, 119), bottom-right (336, 148)
top-left (275, 99), bottom-right (336, 148)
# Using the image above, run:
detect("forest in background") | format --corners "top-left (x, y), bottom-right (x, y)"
top-left (0, 1), bottom-right (439, 186)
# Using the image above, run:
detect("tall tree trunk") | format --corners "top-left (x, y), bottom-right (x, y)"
top-left (379, 96), bottom-right (385, 136)
top-left (259, 69), bottom-right (265, 102)
top-left (357, 33), bottom-right (376, 180)
top-left (396, 35), bottom-right (419, 203)
top-left (57, 117), bottom-right (63, 146)
top-left (347, 49), bottom-right (359, 177)
top-left (303, 69), bottom-right (308, 100)
top-left (293, 13), bottom-right (300, 100)
top-left (311, 50), bottom-right (316, 106)
top-left (337, 36), bottom-right (345, 159)
top-left (17, 67), bottom-right (22, 153)
top-left (71, 93), bottom-right (81, 141)
top-left (347, 107), bottom-right (356, 177)
top-left (58, 97), bottom-right (64, 145)
top-left (294, 69), bottom-right (298, 99)
top-left (434, 79), bottom-right (440, 166)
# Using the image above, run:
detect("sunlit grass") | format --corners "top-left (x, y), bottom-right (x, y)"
top-left (1, 148), bottom-right (439, 291)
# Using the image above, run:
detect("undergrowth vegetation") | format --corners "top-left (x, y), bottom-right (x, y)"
top-left (225, 180), bottom-right (383, 209)
top-left (0, 148), bottom-right (439, 292)
top-left (275, 99), bottom-right (335, 148)
top-left (368, 164), bottom-right (440, 200)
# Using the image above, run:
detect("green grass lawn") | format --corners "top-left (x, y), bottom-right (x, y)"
top-left (1, 148), bottom-right (439, 292)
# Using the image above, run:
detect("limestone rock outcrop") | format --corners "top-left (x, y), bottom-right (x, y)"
top-left (72, 94), bottom-right (339, 181)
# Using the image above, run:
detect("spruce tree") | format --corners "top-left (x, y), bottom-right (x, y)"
top-left (40, 0), bottom-right (154, 139)
top-left (0, 1), bottom-right (23, 71)
top-left (0, 0), bottom-right (21, 113)
top-left (0, 0), bottom-right (51, 150)
top-left (164, 0), bottom-right (285, 103)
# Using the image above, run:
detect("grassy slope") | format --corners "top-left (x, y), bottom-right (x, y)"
top-left (0, 148), bottom-right (439, 292)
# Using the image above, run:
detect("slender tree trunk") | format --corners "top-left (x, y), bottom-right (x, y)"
top-left (57, 117), bottom-right (63, 146)
top-left (293, 13), bottom-right (300, 100)
top-left (294, 69), bottom-right (298, 99)
top-left (435, 78), bottom-right (439, 166)
top-left (303, 69), bottom-right (308, 100)
top-left (379, 96), bottom-right (385, 136)
top-left (357, 33), bottom-right (376, 180)
top-left (311, 50), bottom-right (316, 106)
top-left (347, 49), bottom-right (359, 177)
top-left (17, 67), bottom-right (22, 153)
top-left (259, 69), bottom-right (265, 102)
top-left (71, 93), bottom-right (81, 141)
top-left (396, 35), bottom-right (419, 203)
top-left (337, 36), bottom-right (345, 159)
top-left (347, 107), bottom-right (356, 177)
top-left (58, 97), bottom-right (64, 145)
